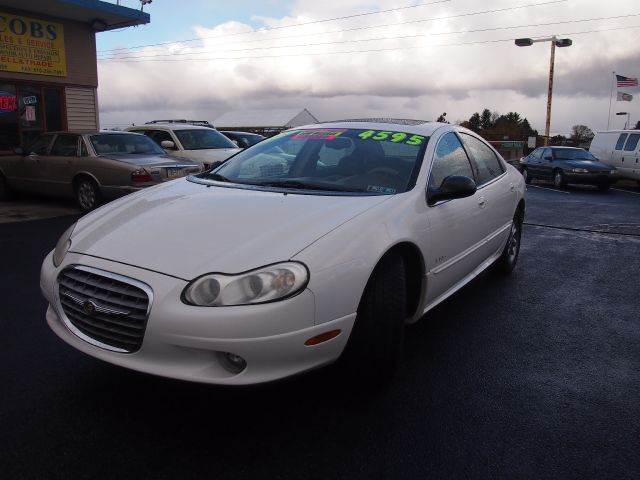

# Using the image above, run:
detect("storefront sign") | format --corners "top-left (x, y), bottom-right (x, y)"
top-left (0, 91), bottom-right (17, 113)
top-left (0, 12), bottom-right (67, 77)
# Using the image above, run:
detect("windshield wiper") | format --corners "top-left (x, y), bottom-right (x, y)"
top-left (254, 179), bottom-right (365, 192)
top-left (204, 172), bottom-right (233, 183)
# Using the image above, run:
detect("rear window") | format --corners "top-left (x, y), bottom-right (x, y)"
top-left (90, 134), bottom-right (165, 155)
top-left (174, 129), bottom-right (236, 150)
top-left (207, 128), bottom-right (429, 194)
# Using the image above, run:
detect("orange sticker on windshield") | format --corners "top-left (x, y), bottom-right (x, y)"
top-left (291, 129), bottom-right (347, 140)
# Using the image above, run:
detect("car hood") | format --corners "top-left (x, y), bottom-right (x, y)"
top-left (70, 180), bottom-right (390, 279)
top-left (561, 159), bottom-right (612, 171)
top-left (172, 148), bottom-right (241, 163)
top-left (100, 153), bottom-right (199, 167)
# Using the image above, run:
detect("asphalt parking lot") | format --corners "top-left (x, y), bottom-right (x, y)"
top-left (1, 185), bottom-right (639, 479)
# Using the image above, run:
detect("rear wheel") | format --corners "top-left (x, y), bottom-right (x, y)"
top-left (522, 168), bottom-right (532, 185)
top-left (494, 210), bottom-right (523, 275)
top-left (341, 253), bottom-right (407, 386)
top-left (553, 170), bottom-right (566, 188)
top-left (75, 178), bottom-right (101, 211)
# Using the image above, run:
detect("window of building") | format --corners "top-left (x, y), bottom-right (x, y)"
top-left (0, 82), bottom-right (66, 153)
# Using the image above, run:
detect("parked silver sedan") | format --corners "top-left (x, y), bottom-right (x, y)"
top-left (0, 131), bottom-right (202, 210)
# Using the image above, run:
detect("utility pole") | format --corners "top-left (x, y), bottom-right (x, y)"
top-left (515, 36), bottom-right (572, 146)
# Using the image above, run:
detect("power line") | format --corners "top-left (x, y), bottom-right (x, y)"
top-left (97, 0), bottom-right (451, 53)
top-left (97, 24), bottom-right (640, 63)
top-left (100, 13), bottom-right (640, 60)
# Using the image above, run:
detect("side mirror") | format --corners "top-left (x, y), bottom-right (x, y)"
top-left (428, 175), bottom-right (477, 206)
top-left (13, 146), bottom-right (25, 155)
top-left (160, 140), bottom-right (176, 150)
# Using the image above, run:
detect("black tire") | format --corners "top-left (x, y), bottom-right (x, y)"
top-left (553, 169), bottom-right (566, 188)
top-left (75, 178), bottom-right (101, 211)
top-left (597, 184), bottom-right (610, 192)
top-left (522, 168), bottom-right (532, 185)
top-left (0, 172), bottom-right (12, 200)
top-left (341, 253), bottom-right (407, 386)
top-left (494, 210), bottom-right (523, 275)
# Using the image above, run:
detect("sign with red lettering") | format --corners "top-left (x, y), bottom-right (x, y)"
top-left (0, 91), bottom-right (16, 113)
top-left (0, 11), bottom-right (66, 77)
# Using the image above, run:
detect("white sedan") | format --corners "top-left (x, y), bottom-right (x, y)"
top-left (40, 121), bottom-right (525, 385)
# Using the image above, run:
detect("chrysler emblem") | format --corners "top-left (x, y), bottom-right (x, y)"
top-left (83, 300), bottom-right (98, 315)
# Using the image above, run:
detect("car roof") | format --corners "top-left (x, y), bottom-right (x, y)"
top-left (44, 131), bottom-right (141, 135)
top-left (549, 146), bottom-right (584, 150)
top-left (221, 130), bottom-right (263, 136)
top-left (294, 119), bottom-right (448, 136)
top-left (128, 123), bottom-right (213, 131)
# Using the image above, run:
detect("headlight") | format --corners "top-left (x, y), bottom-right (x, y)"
top-left (182, 262), bottom-right (309, 306)
top-left (571, 168), bottom-right (589, 173)
top-left (53, 222), bottom-right (76, 267)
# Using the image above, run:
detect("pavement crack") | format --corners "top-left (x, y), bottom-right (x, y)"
top-left (523, 222), bottom-right (640, 237)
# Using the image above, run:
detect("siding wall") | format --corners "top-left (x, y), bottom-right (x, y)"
top-left (65, 87), bottom-right (99, 131)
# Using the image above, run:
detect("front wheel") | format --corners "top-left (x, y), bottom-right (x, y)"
top-left (75, 178), bottom-right (101, 211)
top-left (494, 211), bottom-right (523, 275)
top-left (341, 253), bottom-right (407, 385)
top-left (553, 170), bottom-right (566, 188)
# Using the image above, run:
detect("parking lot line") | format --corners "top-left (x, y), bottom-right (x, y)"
top-left (612, 188), bottom-right (640, 196)
top-left (528, 185), bottom-right (570, 194)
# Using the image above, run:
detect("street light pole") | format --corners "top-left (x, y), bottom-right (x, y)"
top-left (545, 38), bottom-right (556, 147)
top-left (515, 36), bottom-right (572, 147)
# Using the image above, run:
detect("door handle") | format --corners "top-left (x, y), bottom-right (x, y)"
top-left (509, 183), bottom-right (515, 192)
top-left (478, 197), bottom-right (487, 208)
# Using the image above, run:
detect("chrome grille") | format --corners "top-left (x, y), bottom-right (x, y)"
top-left (57, 266), bottom-right (152, 353)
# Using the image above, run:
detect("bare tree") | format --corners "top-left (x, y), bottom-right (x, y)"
top-left (570, 125), bottom-right (594, 146)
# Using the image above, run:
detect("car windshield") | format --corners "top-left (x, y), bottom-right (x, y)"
top-left (175, 129), bottom-right (237, 150)
top-left (90, 133), bottom-right (165, 155)
top-left (203, 128), bottom-right (429, 194)
top-left (554, 149), bottom-right (597, 161)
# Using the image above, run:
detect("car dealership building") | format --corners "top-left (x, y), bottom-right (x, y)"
top-left (0, 0), bottom-right (149, 152)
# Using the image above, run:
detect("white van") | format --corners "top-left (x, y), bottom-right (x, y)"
top-left (590, 130), bottom-right (640, 183)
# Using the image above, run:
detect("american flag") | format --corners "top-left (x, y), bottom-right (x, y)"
top-left (617, 74), bottom-right (638, 88)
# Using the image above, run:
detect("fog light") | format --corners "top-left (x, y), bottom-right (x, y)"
top-left (219, 352), bottom-right (247, 374)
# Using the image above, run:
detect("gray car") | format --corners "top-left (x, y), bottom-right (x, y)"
top-left (0, 131), bottom-right (202, 210)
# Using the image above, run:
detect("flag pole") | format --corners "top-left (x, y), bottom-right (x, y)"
top-left (607, 71), bottom-right (615, 130)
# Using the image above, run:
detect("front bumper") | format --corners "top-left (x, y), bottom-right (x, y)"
top-left (41, 251), bottom-right (355, 385)
top-left (564, 172), bottom-right (616, 186)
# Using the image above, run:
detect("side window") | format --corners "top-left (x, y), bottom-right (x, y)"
top-left (429, 132), bottom-right (474, 190)
top-left (623, 134), bottom-right (640, 152)
top-left (79, 138), bottom-right (89, 157)
top-left (149, 130), bottom-right (175, 147)
top-left (27, 134), bottom-right (54, 155)
top-left (51, 134), bottom-right (80, 157)
top-left (530, 148), bottom-right (543, 159)
top-left (461, 133), bottom-right (505, 185)
top-left (542, 148), bottom-right (552, 160)
top-left (615, 133), bottom-right (628, 150)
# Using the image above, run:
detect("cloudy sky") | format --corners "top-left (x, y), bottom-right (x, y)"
top-left (97, 0), bottom-right (640, 134)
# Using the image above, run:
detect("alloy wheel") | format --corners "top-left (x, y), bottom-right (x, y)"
top-left (78, 181), bottom-right (97, 210)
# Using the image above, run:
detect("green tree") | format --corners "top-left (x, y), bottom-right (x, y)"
top-left (480, 108), bottom-right (493, 130)
top-left (570, 125), bottom-right (594, 146)
top-left (468, 112), bottom-right (481, 132)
